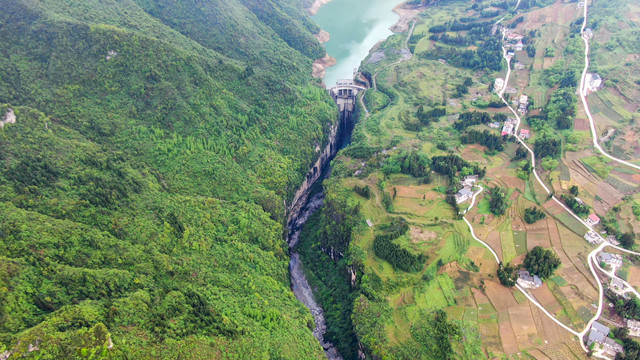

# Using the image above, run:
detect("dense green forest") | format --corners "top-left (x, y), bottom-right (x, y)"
top-left (0, 0), bottom-right (336, 358)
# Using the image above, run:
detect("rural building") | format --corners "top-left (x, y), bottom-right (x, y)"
top-left (505, 32), bottom-right (523, 42)
top-left (519, 129), bottom-right (530, 140)
top-left (586, 73), bottom-right (602, 92)
top-left (584, 28), bottom-right (593, 39)
top-left (366, 219), bottom-right (373, 227)
top-left (587, 321), bottom-right (610, 347)
top-left (586, 214), bottom-right (601, 226)
top-left (584, 230), bottom-right (601, 245)
top-left (507, 50), bottom-right (515, 57)
top-left (605, 235), bottom-right (620, 246)
top-left (461, 175), bottom-right (478, 187)
top-left (494, 78), bottom-right (505, 91)
top-left (516, 270), bottom-right (542, 288)
top-left (515, 41), bottom-right (523, 51)
top-left (501, 121), bottom-right (514, 136)
top-left (514, 61), bottom-right (526, 70)
top-left (627, 319), bottom-right (640, 336)
top-left (488, 121), bottom-right (501, 129)
top-left (602, 338), bottom-right (624, 356)
top-left (599, 252), bottom-right (623, 267)
top-left (455, 187), bottom-right (473, 204)
top-left (518, 95), bottom-right (529, 115)
top-left (609, 278), bottom-right (628, 298)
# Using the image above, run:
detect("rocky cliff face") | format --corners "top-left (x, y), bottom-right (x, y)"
top-left (287, 119), bottom-right (340, 234)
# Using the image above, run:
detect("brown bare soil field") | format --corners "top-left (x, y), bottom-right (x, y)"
top-left (528, 349), bottom-right (552, 360)
top-left (529, 304), bottom-right (565, 348)
top-left (573, 117), bottom-right (589, 131)
top-left (485, 281), bottom-right (518, 312)
top-left (498, 311), bottom-right (519, 355)
top-left (627, 267), bottom-right (640, 289)
top-left (527, 232), bottom-right (552, 251)
top-left (523, 2), bottom-right (578, 29)
top-left (394, 185), bottom-right (429, 199)
top-left (546, 218), bottom-right (563, 248)
top-left (410, 226), bottom-right (436, 243)
top-left (508, 301), bottom-right (540, 349)
top-left (459, 144), bottom-right (488, 163)
top-left (539, 341), bottom-right (589, 360)
top-left (610, 170), bottom-right (640, 186)
top-left (484, 230), bottom-right (504, 260)
top-left (543, 199), bottom-right (566, 216)
top-left (531, 285), bottom-right (563, 314)
top-left (472, 287), bottom-right (490, 305)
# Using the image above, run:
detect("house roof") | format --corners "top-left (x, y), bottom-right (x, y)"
top-left (534, 275), bottom-right (542, 286)
top-left (610, 278), bottom-right (625, 288)
top-left (588, 214), bottom-right (600, 222)
top-left (588, 329), bottom-right (606, 345)
top-left (458, 188), bottom-right (473, 197)
top-left (627, 319), bottom-right (640, 327)
top-left (520, 129), bottom-right (529, 135)
top-left (600, 253), bottom-right (613, 261)
top-left (592, 321), bottom-right (610, 336)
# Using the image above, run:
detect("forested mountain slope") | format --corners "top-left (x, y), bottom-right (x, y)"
top-left (0, 0), bottom-right (333, 358)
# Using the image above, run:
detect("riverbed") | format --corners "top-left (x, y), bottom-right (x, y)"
top-left (312, 0), bottom-right (402, 86)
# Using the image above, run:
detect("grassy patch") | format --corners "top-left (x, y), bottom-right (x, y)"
top-left (476, 199), bottom-right (492, 214)
top-left (554, 213), bottom-right (587, 237)
top-left (463, 307), bottom-right (478, 323)
top-left (477, 302), bottom-right (497, 316)
top-left (582, 156), bottom-right (613, 179)
top-left (513, 290), bottom-right (528, 304)
top-left (513, 230), bottom-right (527, 256)
top-left (550, 275), bottom-right (568, 287)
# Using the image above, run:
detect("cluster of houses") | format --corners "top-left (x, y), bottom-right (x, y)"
top-left (501, 117), bottom-right (517, 136)
top-left (497, 117), bottom-right (531, 139)
top-left (587, 321), bottom-right (624, 356)
top-left (599, 252), bottom-right (623, 268)
top-left (516, 270), bottom-right (542, 289)
top-left (503, 29), bottom-right (524, 52)
top-left (454, 175), bottom-right (478, 204)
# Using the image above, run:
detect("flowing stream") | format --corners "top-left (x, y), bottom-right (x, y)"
top-left (288, 1), bottom-right (404, 358)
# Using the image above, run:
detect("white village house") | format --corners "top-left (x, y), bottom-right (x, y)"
top-left (586, 73), bottom-right (602, 92)
top-left (455, 187), bottom-right (474, 204)
top-left (627, 319), bottom-right (640, 339)
top-left (598, 252), bottom-right (623, 267)
top-left (586, 214), bottom-right (600, 226)
top-left (584, 230), bottom-right (601, 245)
top-left (516, 270), bottom-right (542, 288)
top-left (608, 277), bottom-right (628, 298)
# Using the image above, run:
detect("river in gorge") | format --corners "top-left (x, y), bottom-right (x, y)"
top-left (287, 1), bottom-right (403, 359)
top-left (312, 0), bottom-right (401, 86)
